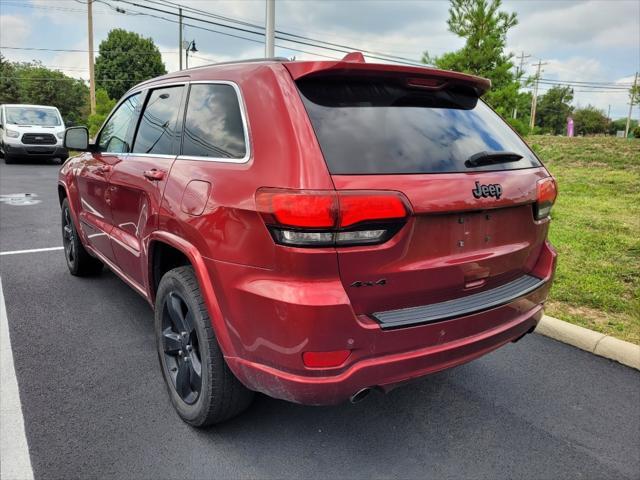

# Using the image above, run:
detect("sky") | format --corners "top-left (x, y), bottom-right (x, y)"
top-left (1, 0), bottom-right (639, 120)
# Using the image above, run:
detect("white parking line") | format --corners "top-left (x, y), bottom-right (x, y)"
top-left (0, 277), bottom-right (35, 480)
top-left (0, 246), bottom-right (63, 256)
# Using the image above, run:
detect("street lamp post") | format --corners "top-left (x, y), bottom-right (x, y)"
top-left (183, 40), bottom-right (198, 69)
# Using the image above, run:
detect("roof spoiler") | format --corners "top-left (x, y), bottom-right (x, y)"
top-left (284, 52), bottom-right (491, 97)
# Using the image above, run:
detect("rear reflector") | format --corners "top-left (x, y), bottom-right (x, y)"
top-left (535, 177), bottom-right (557, 220)
top-left (303, 350), bottom-right (351, 368)
top-left (256, 188), bottom-right (411, 247)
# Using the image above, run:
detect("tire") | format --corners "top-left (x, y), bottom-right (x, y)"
top-left (61, 198), bottom-right (103, 276)
top-left (4, 153), bottom-right (15, 164)
top-left (155, 266), bottom-right (253, 427)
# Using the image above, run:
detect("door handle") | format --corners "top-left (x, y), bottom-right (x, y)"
top-left (143, 169), bottom-right (166, 181)
top-left (96, 164), bottom-right (112, 174)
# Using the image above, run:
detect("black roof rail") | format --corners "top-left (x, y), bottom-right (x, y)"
top-left (131, 57), bottom-right (292, 91)
top-left (186, 57), bottom-right (290, 70)
top-left (135, 74), bottom-right (191, 88)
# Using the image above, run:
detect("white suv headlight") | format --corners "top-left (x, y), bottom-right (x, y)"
top-left (6, 129), bottom-right (20, 138)
top-left (56, 131), bottom-right (65, 140)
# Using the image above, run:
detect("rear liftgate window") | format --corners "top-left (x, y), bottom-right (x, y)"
top-left (297, 76), bottom-right (541, 174)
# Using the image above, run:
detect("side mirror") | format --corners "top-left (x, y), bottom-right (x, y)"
top-left (64, 126), bottom-right (91, 151)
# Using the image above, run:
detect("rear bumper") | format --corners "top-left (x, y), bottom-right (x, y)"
top-left (226, 305), bottom-right (543, 405)
top-left (3, 143), bottom-right (67, 158)
top-left (215, 239), bottom-right (556, 405)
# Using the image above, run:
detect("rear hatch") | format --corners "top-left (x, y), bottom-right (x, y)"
top-left (287, 59), bottom-right (554, 319)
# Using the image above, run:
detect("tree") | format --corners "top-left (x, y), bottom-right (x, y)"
top-left (535, 86), bottom-right (574, 134)
top-left (422, 0), bottom-right (522, 118)
top-left (573, 106), bottom-right (608, 135)
top-left (0, 58), bottom-right (89, 124)
top-left (0, 54), bottom-right (21, 104)
top-left (13, 62), bottom-right (89, 125)
top-left (630, 83), bottom-right (639, 106)
top-left (95, 29), bottom-right (166, 100)
top-left (608, 118), bottom-right (637, 135)
top-left (87, 89), bottom-right (117, 136)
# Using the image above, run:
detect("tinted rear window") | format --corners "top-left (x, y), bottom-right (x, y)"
top-left (298, 77), bottom-right (541, 174)
top-left (182, 84), bottom-right (247, 159)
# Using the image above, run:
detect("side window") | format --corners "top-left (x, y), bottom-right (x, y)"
top-left (97, 93), bottom-right (141, 153)
top-left (132, 85), bottom-right (184, 155)
top-left (182, 84), bottom-right (247, 159)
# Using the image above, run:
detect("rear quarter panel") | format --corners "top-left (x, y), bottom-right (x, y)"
top-left (156, 64), bottom-right (341, 360)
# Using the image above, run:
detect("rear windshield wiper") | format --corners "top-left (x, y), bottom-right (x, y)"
top-left (465, 151), bottom-right (523, 168)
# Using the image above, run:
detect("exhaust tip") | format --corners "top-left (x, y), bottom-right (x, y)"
top-left (350, 388), bottom-right (372, 404)
top-left (512, 325), bottom-right (537, 343)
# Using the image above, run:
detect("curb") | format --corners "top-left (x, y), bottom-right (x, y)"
top-left (535, 315), bottom-right (640, 371)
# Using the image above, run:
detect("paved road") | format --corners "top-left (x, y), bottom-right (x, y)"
top-left (1, 160), bottom-right (639, 480)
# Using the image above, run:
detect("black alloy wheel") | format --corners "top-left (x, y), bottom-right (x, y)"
top-left (154, 266), bottom-right (254, 426)
top-left (60, 198), bottom-right (102, 276)
top-left (161, 291), bottom-right (202, 404)
top-left (62, 206), bottom-right (76, 266)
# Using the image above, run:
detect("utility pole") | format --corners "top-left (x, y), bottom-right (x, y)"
top-left (87, 0), bottom-right (96, 115)
top-left (624, 72), bottom-right (638, 138)
top-left (607, 104), bottom-right (611, 134)
top-left (178, 7), bottom-right (183, 70)
top-left (265, 0), bottom-right (275, 58)
top-left (513, 51), bottom-right (531, 119)
top-left (529, 60), bottom-right (547, 130)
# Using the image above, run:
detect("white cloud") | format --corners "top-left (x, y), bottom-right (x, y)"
top-left (508, 0), bottom-right (640, 53)
top-left (541, 57), bottom-right (604, 81)
top-left (0, 0), bottom-right (636, 119)
top-left (0, 14), bottom-right (31, 46)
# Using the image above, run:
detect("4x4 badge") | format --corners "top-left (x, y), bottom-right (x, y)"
top-left (472, 181), bottom-right (502, 199)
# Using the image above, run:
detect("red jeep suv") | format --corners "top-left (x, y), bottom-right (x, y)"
top-left (59, 53), bottom-right (557, 426)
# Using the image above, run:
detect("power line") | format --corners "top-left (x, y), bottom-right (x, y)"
top-left (534, 81), bottom-right (630, 90)
top-left (112, 0), bottom-right (423, 66)
top-left (154, 0), bottom-right (424, 65)
top-left (0, 0), bottom-right (111, 14)
top-left (1, 46), bottom-right (178, 54)
top-left (102, 2), bottom-right (341, 61)
top-left (520, 79), bottom-right (632, 90)
top-left (538, 77), bottom-right (634, 86)
top-left (0, 76), bottom-right (126, 82)
top-left (134, 0), bottom-right (425, 65)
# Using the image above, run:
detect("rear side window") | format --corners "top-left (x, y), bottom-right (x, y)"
top-left (98, 93), bottom-right (141, 153)
top-left (132, 85), bottom-right (185, 155)
top-left (298, 77), bottom-right (541, 174)
top-left (182, 84), bottom-right (246, 159)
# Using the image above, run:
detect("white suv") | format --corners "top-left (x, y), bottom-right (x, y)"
top-left (0, 104), bottom-right (68, 164)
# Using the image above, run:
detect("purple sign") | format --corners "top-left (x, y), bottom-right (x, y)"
top-left (567, 117), bottom-right (574, 137)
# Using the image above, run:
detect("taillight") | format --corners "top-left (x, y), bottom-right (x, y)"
top-left (256, 188), bottom-right (411, 247)
top-left (534, 177), bottom-right (557, 220)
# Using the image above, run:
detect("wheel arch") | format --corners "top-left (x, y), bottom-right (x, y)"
top-left (57, 182), bottom-right (68, 206)
top-left (57, 181), bottom-right (82, 234)
top-left (147, 232), bottom-right (238, 359)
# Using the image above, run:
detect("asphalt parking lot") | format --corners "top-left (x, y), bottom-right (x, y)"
top-left (1, 160), bottom-right (639, 480)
